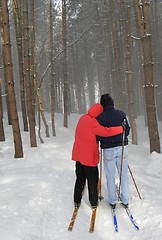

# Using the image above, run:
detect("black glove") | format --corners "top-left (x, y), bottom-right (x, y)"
top-left (122, 119), bottom-right (126, 131)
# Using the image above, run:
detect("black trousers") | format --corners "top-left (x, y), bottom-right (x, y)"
top-left (74, 161), bottom-right (99, 207)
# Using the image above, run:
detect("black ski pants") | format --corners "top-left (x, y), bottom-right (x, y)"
top-left (74, 161), bottom-right (99, 207)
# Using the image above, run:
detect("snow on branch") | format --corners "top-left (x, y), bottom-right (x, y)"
top-left (143, 83), bottom-right (158, 88)
top-left (142, 61), bottom-right (154, 66)
top-left (131, 35), bottom-right (140, 40)
top-left (142, 33), bottom-right (151, 38)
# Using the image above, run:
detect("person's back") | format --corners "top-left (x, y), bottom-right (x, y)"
top-left (71, 103), bottom-right (123, 209)
top-left (97, 94), bottom-right (130, 209)
top-left (97, 105), bottom-right (130, 148)
top-left (72, 103), bottom-right (123, 167)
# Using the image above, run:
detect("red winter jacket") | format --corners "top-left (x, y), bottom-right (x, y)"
top-left (72, 103), bottom-right (123, 167)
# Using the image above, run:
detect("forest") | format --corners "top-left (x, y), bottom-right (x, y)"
top-left (0, 0), bottom-right (162, 158)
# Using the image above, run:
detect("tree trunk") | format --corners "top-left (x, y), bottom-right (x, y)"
top-left (108, 1), bottom-right (123, 109)
top-left (50, 0), bottom-right (56, 136)
top-left (0, 9), bottom-right (5, 142)
top-left (62, 0), bottom-right (68, 127)
top-left (0, 77), bottom-right (5, 141)
top-left (0, 1), bottom-right (11, 125)
top-left (133, 0), bottom-right (160, 153)
top-left (12, 0), bottom-right (28, 132)
top-left (0, 0), bottom-right (23, 157)
top-left (120, 1), bottom-right (137, 144)
top-left (23, 0), bottom-right (37, 147)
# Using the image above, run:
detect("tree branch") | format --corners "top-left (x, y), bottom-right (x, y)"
top-left (39, 24), bottom-right (94, 88)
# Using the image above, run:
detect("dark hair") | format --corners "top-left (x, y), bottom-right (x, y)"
top-left (100, 94), bottom-right (114, 107)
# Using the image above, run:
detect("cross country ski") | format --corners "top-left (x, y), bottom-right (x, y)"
top-left (89, 208), bottom-right (97, 233)
top-left (68, 206), bottom-right (97, 233)
top-left (68, 207), bottom-right (79, 231)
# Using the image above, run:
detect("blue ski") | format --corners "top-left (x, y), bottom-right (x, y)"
top-left (124, 207), bottom-right (139, 231)
top-left (111, 208), bottom-right (118, 232)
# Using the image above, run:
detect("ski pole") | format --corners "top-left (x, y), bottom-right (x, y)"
top-left (118, 120), bottom-right (126, 201)
top-left (98, 147), bottom-right (104, 200)
top-left (128, 164), bottom-right (142, 199)
top-left (118, 131), bottom-right (125, 200)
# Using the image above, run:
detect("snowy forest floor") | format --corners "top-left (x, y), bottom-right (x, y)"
top-left (0, 113), bottom-right (162, 240)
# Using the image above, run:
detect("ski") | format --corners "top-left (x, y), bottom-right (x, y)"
top-left (124, 207), bottom-right (139, 231)
top-left (68, 207), bottom-right (79, 231)
top-left (89, 208), bottom-right (97, 233)
top-left (111, 208), bottom-right (118, 232)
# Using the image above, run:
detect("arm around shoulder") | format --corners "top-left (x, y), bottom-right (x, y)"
top-left (93, 120), bottom-right (123, 137)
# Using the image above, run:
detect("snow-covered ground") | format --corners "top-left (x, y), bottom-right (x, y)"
top-left (0, 113), bottom-right (162, 240)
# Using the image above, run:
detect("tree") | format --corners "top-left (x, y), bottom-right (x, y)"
top-left (133, 0), bottom-right (160, 153)
top-left (0, 0), bottom-right (23, 157)
top-left (0, 76), bottom-right (5, 142)
top-left (50, 0), bottom-right (56, 136)
top-left (0, 7), bottom-right (5, 142)
top-left (62, 0), bottom-right (68, 127)
top-left (107, 0), bottom-right (123, 109)
top-left (23, 0), bottom-right (37, 147)
top-left (12, 0), bottom-right (28, 132)
top-left (120, 1), bottom-right (137, 144)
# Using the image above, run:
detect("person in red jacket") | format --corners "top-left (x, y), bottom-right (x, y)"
top-left (72, 103), bottom-right (123, 209)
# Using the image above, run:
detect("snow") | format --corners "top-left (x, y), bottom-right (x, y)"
top-left (0, 113), bottom-right (162, 240)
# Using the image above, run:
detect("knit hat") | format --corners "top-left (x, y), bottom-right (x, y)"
top-left (100, 94), bottom-right (114, 107)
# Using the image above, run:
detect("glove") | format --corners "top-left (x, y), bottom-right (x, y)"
top-left (122, 119), bottom-right (126, 131)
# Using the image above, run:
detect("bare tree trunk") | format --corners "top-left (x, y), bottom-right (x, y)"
top-left (120, 1), bottom-right (137, 144)
top-left (30, 0), bottom-right (49, 140)
top-left (0, 77), bottom-right (5, 141)
top-left (62, 0), bottom-right (68, 127)
top-left (23, 0), bottom-right (37, 147)
top-left (12, 0), bottom-right (28, 132)
top-left (151, 2), bottom-right (162, 124)
top-left (84, 38), bottom-right (95, 107)
top-left (108, 0), bottom-right (123, 109)
top-left (0, 1), bottom-right (11, 125)
top-left (103, 0), bottom-right (114, 97)
top-left (30, 0), bottom-right (36, 112)
top-left (30, 0), bottom-right (37, 128)
top-left (50, 0), bottom-right (56, 136)
top-left (0, 8), bottom-right (5, 142)
top-left (0, 0), bottom-right (23, 157)
top-left (133, 0), bottom-right (160, 153)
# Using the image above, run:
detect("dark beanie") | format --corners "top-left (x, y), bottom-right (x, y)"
top-left (100, 94), bottom-right (114, 107)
